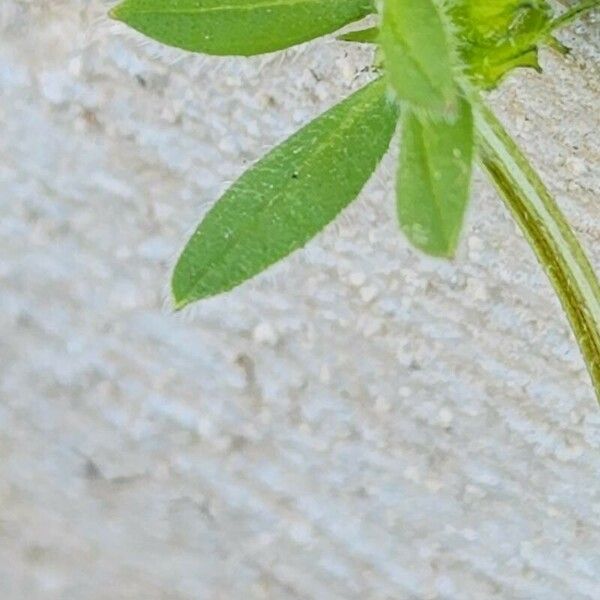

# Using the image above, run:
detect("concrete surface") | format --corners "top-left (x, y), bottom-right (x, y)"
top-left (0, 1), bottom-right (599, 598)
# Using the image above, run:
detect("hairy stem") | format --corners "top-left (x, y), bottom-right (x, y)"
top-left (475, 101), bottom-right (600, 403)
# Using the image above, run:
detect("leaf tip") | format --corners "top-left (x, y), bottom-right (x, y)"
top-left (399, 218), bottom-right (461, 259)
top-left (412, 238), bottom-right (458, 260)
top-left (172, 297), bottom-right (190, 312)
top-left (108, 2), bottom-right (127, 22)
top-left (171, 273), bottom-right (192, 312)
top-left (172, 284), bottom-right (196, 311)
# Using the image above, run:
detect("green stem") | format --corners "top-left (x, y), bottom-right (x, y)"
top-left (549, 0), bottom-right (600, 32)
top-left (475, 101), bottom-right (600, 404)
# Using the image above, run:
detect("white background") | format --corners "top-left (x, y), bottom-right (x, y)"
top-left (0, 1), bottom-right (599, 598)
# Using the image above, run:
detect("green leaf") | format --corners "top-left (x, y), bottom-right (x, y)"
top-left (397, 96), bottom-right (474, 257)
top-left (338, 26), bottom-right (379, 44)
top-left (453, 0), bottom-right (547, 37)
top-left (379, 0), bottom-right (458, 117)
top-left (110, 0), bottom-right (375, 56)
top-left (172, 78), bottom-right (398, 308)
top-left (449, 0), bottom-right (553, 88)
top-left (454, 0), bottom-right (600, 90)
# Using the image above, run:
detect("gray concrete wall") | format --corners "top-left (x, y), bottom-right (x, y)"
top-left (0, 1), bottom-right (599, 598)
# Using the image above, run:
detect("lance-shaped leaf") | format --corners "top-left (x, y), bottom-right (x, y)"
top-left (379, 0), bottom-right (458, 117)
top-left (172, 78), bottom-right (398, 308)
top-left (110, 0), bottom-right (375, 56)
top-left (397, 96), bottom-right (474, 257)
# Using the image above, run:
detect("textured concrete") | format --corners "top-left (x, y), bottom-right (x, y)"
top-left (0, 1), bottom-right (599, 598)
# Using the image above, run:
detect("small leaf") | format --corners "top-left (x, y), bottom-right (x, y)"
top-left (397, 96), bottom-right (474, 257)
top-left (545, 36), bottom-right (570, 57)
top-left (379, 0), bottom-right (458, 116)
top-left (449, 0), bottom-right (553, 88)
top-left (172, 78), bottom-right (398, 308)
top-left (338, 26), bottom-right (379, 44)
top-left (110, 0), bottom-right (375, 56)
top-left (454, 0), bottom-right (547, 36)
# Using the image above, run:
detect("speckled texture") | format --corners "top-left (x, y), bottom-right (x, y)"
top-left (0, 2), bottom-right (599, 599)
